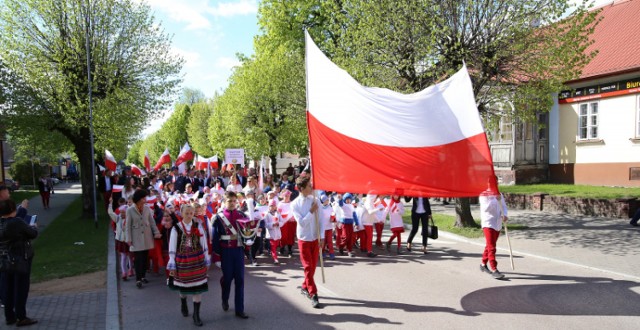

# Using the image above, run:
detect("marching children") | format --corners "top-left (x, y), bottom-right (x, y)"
top-left (335, 193), bottom-right (359, 257)
top-left (167, 204), bottom-right (210, 326)
top-left (359, 194), bottom-right (378, 258)
top-left (278, 189), bottom-right (295, 257)
top-left (479, 175), bottom-right (508, 279)
top-left (318, 194), bottom-right (335, 260)
top-left (108, 197), bottom-right (133, 280)
top-left (264, 199), bottom-right (283, 264)
top-left (385, 195), bottom-right (405, 254)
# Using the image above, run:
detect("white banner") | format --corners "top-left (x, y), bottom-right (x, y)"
top-left (225, 149), bottom-right (244, 165)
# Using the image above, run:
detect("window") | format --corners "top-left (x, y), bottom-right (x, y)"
top-left (538, 113), bottom-right (547, 140)
top-left (500, 116), bottom-right (513, 142)
top-left (578, 102), bottom-right (598, 140)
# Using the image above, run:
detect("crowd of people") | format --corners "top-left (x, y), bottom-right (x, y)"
top-left (98, 162), bottom-right (509, 326)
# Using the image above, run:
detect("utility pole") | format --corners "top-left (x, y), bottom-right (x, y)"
top-left (85, 0), bottom-right (98, 227)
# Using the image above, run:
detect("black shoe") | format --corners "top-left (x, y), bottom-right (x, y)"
top-left (6, 319), bottom-right (17, 326)
top-left (235, 312), bottom-right (249, 319)
top-left (193, 302), bottom-right (203, 326)
top-left (480, 264), bottom-right (490, 273)
top-left (366, 252), bottom-right (376, 258)
top-left (406, 243), bottom-right (412, 252)
top-left (141, 278), bottom-right (149, 284)
top-left (349, 252), bottom-right (356, 257)
top-left (311, 295), bottom-right (321, 309)
top-left (222, 301), bottom-right (229, 311)
top-left (300, 287), bottom-right (311, 299)
top-left (630, 220), bottom-right (638, 227)
top-left (136, 281), bottom-right (142, 289)
top-left (339, 248), bottom-right (345, 255)
top-left (279, 247), bottom-right (285, 255)
top-left (16, 318), bottom-right (38, 327)
top-left (181, 298), bottom-right (189, 317)
top-left (491, 269), bottom-right (505, 279)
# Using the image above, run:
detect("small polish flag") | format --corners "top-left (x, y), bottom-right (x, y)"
top-left (144, 150), bottom-right (151, 172)
top-left (130, 164), bottom-right (146, 176)
top-left (98, 164), bottom-right (106, 173)
top-left (146, 195), bottom-right (157, 205)
top-left (175, 142), bottom-right (194, 167)
top-left (104, 150), bottom-right (117, 172)
top-left (196, 155), bottom-right (218, 170)
top-left (112, 185), bottom-right (124, 193)
top-left (154, 148), bottom-right (171, 171)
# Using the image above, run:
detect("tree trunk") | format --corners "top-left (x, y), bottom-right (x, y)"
top-left (454, 197), bottom-right (478, 228)
top-left (75, 139), bottom-right (97, 219)
top-left (269, 154), bottom-right (278, 177)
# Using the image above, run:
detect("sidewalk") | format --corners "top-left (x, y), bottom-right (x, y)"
top-left (13, 183), bottom-right (108, 330)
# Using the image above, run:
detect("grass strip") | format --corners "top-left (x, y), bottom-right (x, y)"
top-left (499, 184), bottom-right (640, 199)
top-left (403, 213), bottom-right (527, 239)
top-left (31, 197), bottom-right (108, 283)
top-left (10, 190), bottom-right (40, 201)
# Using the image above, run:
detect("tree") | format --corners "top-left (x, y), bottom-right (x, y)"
top-left (258, 0), bottom-right (598, 226)
top-left (187, 101), bottom-right (215, 157)
top-left (208, 46), bottom-right (308, 173)
top-left (126, 139), bottom-right (143, 165)
top-left (0, 0), bottom-right (183, 217)
top-left (178, 87), bottom-right (206, 106)
top-left (157, 104), bottom-right (191, 158)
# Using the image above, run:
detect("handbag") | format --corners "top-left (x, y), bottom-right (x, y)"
top-left (0, 253), bottom-right (29, 274)
top-left (427, 217), bottom-right (438, 240)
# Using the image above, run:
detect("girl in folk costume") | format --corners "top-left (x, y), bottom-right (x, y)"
top-left (167, 204), bottom-right (210, 326)
top-left (264, 199), bottom-right (283, 264)
top-left (385, 195), bottom-right (406, 254)
top-left (160, 210), bottom-right (174, 279)
top-left (193, 202), bottom-right (213, 260)
top-left (359, 194), bottom-right (378, 258)
top-left (277, 189), bottom-right (295, 257)
top-left (108, 197), bottom-right (133, 280)
top-left (318, 194), bottom-right (335, 260)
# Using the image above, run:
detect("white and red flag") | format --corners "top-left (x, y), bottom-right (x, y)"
top-left (305, 31), bottom-right (497, 197)
top-left (144, 150), bottom-right (151, 172)
top-left (195, 155), bottom-right (218, 170)
top-left (154, 148), bottom-right (171, 171)
top-left (175, 142), bottom-right (194, 167)
top-left (98, 164), bottom-right (106, 173)
top-left (112, 185), bottom-right (124, 193)
top-left (258, 156), bottom-right (265, 192)
top-left (130, 164), bottom-right (146, 176)
top-left (104, 150), bottom-right (117, 172)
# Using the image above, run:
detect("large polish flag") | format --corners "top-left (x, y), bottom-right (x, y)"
top-left (104, 150), bottom-right (117, 172)
top-left (175, 142), bottom-right (194, 167)
top-left (305, 32), bottom-right (497, 197)
top-left (144, 150), bottom-right (151, 172)
top-left (154, 148), bottom-right (171, 171)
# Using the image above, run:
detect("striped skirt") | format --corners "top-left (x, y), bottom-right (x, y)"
top-left (169, 249), bottom-right (208, 295)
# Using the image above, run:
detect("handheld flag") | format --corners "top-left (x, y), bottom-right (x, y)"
top-left (104, 150), bottom-right (117, 172)
top-left (154, 148), bottom-right (171, 171)
top-left (144, 150), bottom-right (151, 172)
top-left (175, 142), bottom-right (194, 167)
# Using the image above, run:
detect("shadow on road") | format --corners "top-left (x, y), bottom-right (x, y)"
top-left (461, 273), bottom-right (640, 316)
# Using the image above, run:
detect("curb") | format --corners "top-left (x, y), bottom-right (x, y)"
top-left (106, 230), bottom-right (120, 330)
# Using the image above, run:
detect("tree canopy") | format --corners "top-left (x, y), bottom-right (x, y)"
top-left (0, 0), bottom-right (183, 216)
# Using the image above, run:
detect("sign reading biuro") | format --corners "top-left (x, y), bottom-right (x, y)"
top-left (559, 77), bottom-right (640, 104)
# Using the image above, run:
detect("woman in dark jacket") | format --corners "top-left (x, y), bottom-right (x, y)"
top-left (0, 199), bottom-right (38, 326)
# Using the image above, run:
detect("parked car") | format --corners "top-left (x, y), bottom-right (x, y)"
top-left (51, 177), bottom-right (60, 185)
top-left (3, 179), bottom-right (20, 191)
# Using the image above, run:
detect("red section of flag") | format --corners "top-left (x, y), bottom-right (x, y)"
top-left (130, 164), bottom-right (146, 176)
top-left (112, 185), bottom-right (124, 193)
top-left (307, 113), bottom-right (495, 197)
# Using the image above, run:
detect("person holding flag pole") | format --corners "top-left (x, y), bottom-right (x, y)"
top-left (479, 175), bottom-right (510, 280)
top-left (291, 175), bottom-right (323, 309)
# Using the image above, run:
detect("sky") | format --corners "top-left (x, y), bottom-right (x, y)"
top-left (139, 0), bottom-right (614, 138)
top-left (138, 0), bottom-right (260, 137)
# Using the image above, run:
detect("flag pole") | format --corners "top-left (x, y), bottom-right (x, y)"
top-left (305, 30), bottom-right (324, 283)
top-left (314, 189), bottom-right (325, 283)
top-left (499, 194), bottom-right (515, 270)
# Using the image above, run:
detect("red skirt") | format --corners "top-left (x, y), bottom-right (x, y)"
top-left (115, 240), bottom-right (129, 254)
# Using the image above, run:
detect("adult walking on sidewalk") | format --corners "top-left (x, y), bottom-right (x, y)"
top-left (126, 190), bottom-right (161, 289)
top-left (167, 204), bottom-right (210, 327)
top-left (0, 199), bottom-right (38, 327)
top-left (404, 196), bottom-right (432, 254)
top-left (37, 175), bottom-right (51, 209)
top-left (479, 175), bottom-right (508, 280)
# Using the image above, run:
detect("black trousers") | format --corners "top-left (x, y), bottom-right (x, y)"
top-left (1, 258), bottom-right (33, 321)
top-left (407, 212), bottom-right (429, 246)
top-left (133, 250), bottom-right (149, 281)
